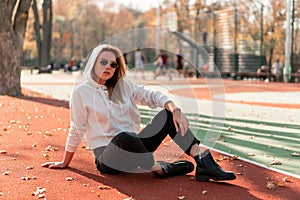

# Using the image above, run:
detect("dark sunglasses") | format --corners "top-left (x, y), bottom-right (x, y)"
top-left (99, 58), bottom-right (119, 69)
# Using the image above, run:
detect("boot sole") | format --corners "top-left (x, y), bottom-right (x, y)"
top-left (196, 174), bottom-right (236, 182)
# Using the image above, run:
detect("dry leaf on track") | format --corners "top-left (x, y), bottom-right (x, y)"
top-left (66, 177), bottom-right (74, 181)
top-left (98, 185), bottom-right (112, 190)
top-left (26, 166), bottom-right (34, 170)
top-left (283, 177), bottom-right (292, 183)
top-left (266, 181), bottom-right (276, 189)
top-left (270, 160), bottom-right (282, 165)
top-left (291, 152), bottom-right (300, 157)
top-left (2, 171), bottom-right (9, 175)
top-left (0, 150), bottom-right (7, 154)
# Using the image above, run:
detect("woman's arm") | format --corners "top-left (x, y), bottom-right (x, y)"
top-left (42, 87), bottom-right (87, 169)
top-left (41, 150), bottom-right (74, 169)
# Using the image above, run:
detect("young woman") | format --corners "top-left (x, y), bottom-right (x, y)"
top-left (42, 44), bottom-right (236, 182)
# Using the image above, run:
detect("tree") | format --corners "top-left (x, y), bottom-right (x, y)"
top-left (32, 0), bottom-right (52, 72)
top-left (0, 0), bottom-right (32, 96)
top-left (239, 0), bottom-right (286, 66)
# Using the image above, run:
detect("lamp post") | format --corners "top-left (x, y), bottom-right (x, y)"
top-left (291, 0), bottom-right (295, 71)
top-left (156, 0), bottom-right (161, 54)
top-left (260, 2), bottom-right (264, 68)
top-left (233, 2), bottom-right (238, 73)
top-left (284, 0), bottom-right (293, 82)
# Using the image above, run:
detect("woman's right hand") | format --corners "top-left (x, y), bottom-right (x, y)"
top-left (41, 151), bottom-right (74, 169)
top-left (41, 161), bottom-right (68, 169)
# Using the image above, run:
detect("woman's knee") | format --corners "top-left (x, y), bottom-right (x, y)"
top-left (112, 132), bottom-right (147, 153)
top-left (112, 132), bottom-right (138, 144)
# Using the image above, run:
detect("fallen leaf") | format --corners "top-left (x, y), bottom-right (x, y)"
top-left (232, 155), bottom-right (239, 160)
top-left (37, 194), bottom-right (45, 199)
top-left (45, 145), bottom-right (58, 152)
top-left (32, 187), bottom-right (46, 197)
top-left (44, 131), bottom-right (53, 136)
top-left (42, 152), bottom-right (49, 160)
top-left (66, 177), bottom-right (74, 181)
top-left (291, 152), bottom-right (300, 157)
top-left (266, 181), bottom-right (276, 189)
top-left (98, 185), bottom-right (112, 190)
top-left (3, 171), bottom-right (9, 175)
top-left (26, 166), bottom-right (34, 170)
top-left (283, 177), bottom-right (292, 183)
top-left (123, 197), bottom-right (132, 200)
top-left (277, 181), bottom-right (285, 187)
top-left (0, 150), bottom-right (7, 154)
top-left (270, 160), bottom-right (282, 165)
top-left (21, 176), bottom-right (30, 181)
top-left (21, 175), bottom-right (36, 180)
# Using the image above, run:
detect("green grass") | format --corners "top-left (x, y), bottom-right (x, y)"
top-left (139, 108), bottom-right (300, 176)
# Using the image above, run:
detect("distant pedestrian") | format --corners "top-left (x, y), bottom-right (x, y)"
top-left (257, 65), bottom-right (269, 81)
top-left (272, 59), bottom-right (282, 82)
top-left (153, 50), bottom-right (172, 81)
top-left (202, 31), bottom-right (208, 45)
top-left (175, 52), bottom-right (184, 78)
top-left (134, 48), bottom-right (145, 79)
top-left (67, 57), bottom-right (75, 73)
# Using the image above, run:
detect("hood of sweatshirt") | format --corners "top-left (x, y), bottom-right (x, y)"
top-left (82, 44), bottom-right (106, 88)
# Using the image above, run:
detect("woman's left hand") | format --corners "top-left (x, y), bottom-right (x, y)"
top-left (172, 109), bottom-right (189, 136)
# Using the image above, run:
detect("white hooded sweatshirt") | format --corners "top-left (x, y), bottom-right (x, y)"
top-left (65, 44), bottom-right (170, 152)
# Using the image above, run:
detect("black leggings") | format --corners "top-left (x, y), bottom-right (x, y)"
top-left (94, 109), bottom-right (200, 174)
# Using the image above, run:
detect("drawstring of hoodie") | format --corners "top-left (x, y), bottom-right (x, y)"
top-left (97, 86), bottom-right (113, 118)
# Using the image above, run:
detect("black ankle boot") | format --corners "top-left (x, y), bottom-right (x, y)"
top-left (154, 160), bottom-right (194, 178)
top-left (194, 150), bottom-right (236, 182)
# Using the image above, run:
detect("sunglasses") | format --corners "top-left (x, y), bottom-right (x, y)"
top-left (99, 58), bottom-right (119, 69)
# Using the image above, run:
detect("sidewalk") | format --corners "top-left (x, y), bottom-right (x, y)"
top-left (21, 69), bottom-right (300, 124)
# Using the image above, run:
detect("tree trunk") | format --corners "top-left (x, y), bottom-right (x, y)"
top-left (32, 0), bottom-right (42, 68)
top-left (32, 0), bottom-right (52, 70)
top-left (41, 0), bottom-right (52, 68)
top-left (0, 0), bottom-right (32, 96)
